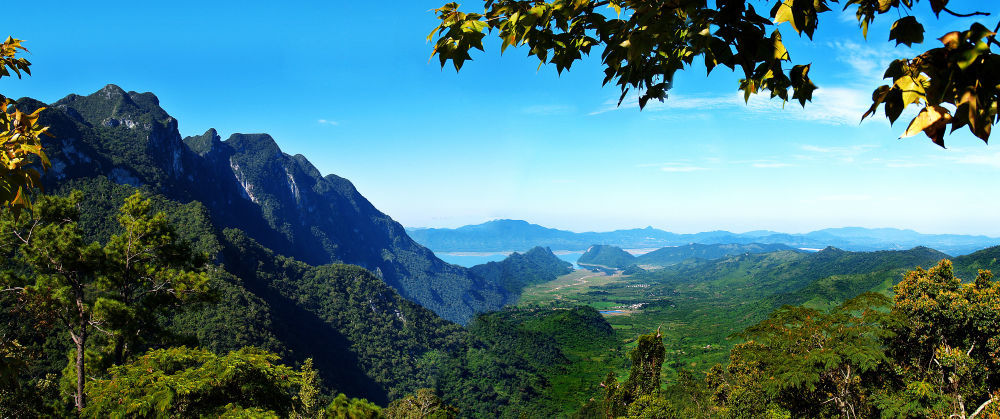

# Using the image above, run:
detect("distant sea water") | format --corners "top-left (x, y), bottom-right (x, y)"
top-left (436, 251), bottom-right (584, 268)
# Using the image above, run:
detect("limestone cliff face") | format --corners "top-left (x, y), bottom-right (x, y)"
top-left (23, 84), bottom-right (507, 324)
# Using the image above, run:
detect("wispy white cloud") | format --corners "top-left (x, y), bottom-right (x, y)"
top-left (318, 119), bottom-right (340, 126)
top-left (590, 85), bottom-right (875, 126)
top-left (521, 104), bottom-right (575, 116)
top-left (589, 93), bottom-right (741, 116)
top-left (646, 158), bottom-right (793, 170)
top-left (816, 194), bottom-right (873, 201)
top-left (752, 162), bottom-right (794, 168)
top-left (636, 160), bottom-right (692, 168)
top-left (549, 178), bottom-right (576, 184)
top-left (836, 9), bottom-right (862, 23)
top-left (587, 38), bottom-right (922, 126)
top-left (660, 164), bottom-right (708, 172)
top-left (828, 40), bottom-right (910, 80)
top-left (640, 161), bottom-right (710, 172)
top-left (731, 158), bottom-right (795, 168)
top-left (884, 160), bottom-right (930, 168)
top-left (647, 113), bottom-right (712, 122)
top-left (800, 144), bottom-right (878, 154)
top-left (798, 143), bottom-right (880, 164)
top-left (945, 151), bottom-right (1000, 169)
top-left (744, 86), bottom-right (875, 125)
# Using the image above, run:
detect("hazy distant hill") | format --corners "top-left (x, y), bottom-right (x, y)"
top-left (469, 247), bottom-right (573, 298)
top-left (575, 243), bottom-right (803, 270)
top-left (638, 243), bottom-right (801, 267)
top-left (577, 245), bottom-right (637, 269)
top-left (407, 219), bottom-right (999, 255)
top-left (639, 245), bottom-right (953, 313)
top-left (951, 245), bottom-right (1000, 281)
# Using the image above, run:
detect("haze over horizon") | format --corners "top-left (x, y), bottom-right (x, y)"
top-left (403, 218), bottom-right (1000, 238)
top-left (3, 0), bottom-right (998, 235)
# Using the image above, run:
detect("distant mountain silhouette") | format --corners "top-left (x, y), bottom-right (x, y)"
top-left (407, 219), bottom-right (998, 255)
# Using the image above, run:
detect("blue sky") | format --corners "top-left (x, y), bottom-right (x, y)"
top-left (2, 0), bottom-right (999, 235)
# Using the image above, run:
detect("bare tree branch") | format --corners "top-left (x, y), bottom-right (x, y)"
top-left (969, 396), bottom-right (994, 419)
top-left (942, 7), bottom-right (990, 18)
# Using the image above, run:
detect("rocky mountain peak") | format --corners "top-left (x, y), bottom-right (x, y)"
top-left (98, 83), bottom-right (126, 98)
top-left (32, 84), bottom-right (509, 324)
top-left (54, 85), bottom-right (170, 127)
top-left (183, 128), bottom-right (224, 156)
top-left (225, 133), bottom-right (282, 157)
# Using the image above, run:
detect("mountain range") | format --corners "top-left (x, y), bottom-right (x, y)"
top-left (13, 84), bottom-right (1000, 416)
top-left (9, 85), bottom-right (582, 409)
top-left (576, 242), bottom-right (800, 269)
top-left (29, 84), bottom-right (507, 324)
top-left (406, 219), bottom-right (1000, 255)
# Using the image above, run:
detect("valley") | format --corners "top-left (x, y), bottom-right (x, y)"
top-left (502, 243), bottom-right (992, 382)
top-left (2, 84), bottom-right (998, 418)
top-left (3, 2), bottom-right (999, 417)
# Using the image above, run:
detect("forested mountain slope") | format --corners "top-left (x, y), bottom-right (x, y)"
top-left (577, 245), bottom-right (637, 268)
top-left (952, 244), bottom-right (1000, 280)
top-left (6, 176), bottom-right (611, 414)
top-left (6, 85), bottom-right (612, 411)
top-left (21, 178), bottom-right (459, 404)
top-left (637, 242), bottom-right (800, 267)
top-left (537, 246), bottom-right (954, 378)
top-left (469, 246), bottom-right (573, 298)
top-left (19, 84), bottom-right (504, 324)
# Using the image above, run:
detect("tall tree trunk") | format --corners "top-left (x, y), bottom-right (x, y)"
top-left (73, 289), bottom-right (88, 412)
top-left (112, 338), bottom-right (125, 366)
top-left (70, 328), bottom-right (86, 412)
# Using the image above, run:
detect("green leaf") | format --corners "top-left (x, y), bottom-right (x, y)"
top-left (772, 1), bottom-right (799, 34)
top-left (772, 31), bottom-right (789, 61)
top-left (957, 39), bottom-right (991, 70)
top-left (893, 76), bottom-right (926, 108)
top-left (884, 88), bottom-right (905, 124)
top-left (901, 105), bottom-right (951, 147)
top-left (790, 64), bottom-right (816, 107)
top-left (608, 0), bottom-right (622, 16)
top-left (863, 85), bottom-right (891, 120)
top-left (882, 59), bottom-right (907, 79)
top-left (889, 16), bottom-right (924, 47)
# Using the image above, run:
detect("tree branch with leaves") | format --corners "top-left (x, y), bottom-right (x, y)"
top-left (0, 36), bottom-right (48, 214)
top-left (428, 0), bottom-right (997, 147)
top-left (0, 191), bottom-right (209, 411)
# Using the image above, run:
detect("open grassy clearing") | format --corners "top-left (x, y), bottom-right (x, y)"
top-left (517, 269), bottom-right (622, 306)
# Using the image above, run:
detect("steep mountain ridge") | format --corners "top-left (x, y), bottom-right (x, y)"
top-left (26, 177), bottom-right (604, 409)
top-left (21, 84), bottom-right (504, 323)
